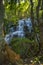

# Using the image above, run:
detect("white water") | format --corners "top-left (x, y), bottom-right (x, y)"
top-left (4, 18), bottom-right (32, 44)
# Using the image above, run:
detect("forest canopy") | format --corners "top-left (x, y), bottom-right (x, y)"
top-left (3, 0), bottom-right (43, 22)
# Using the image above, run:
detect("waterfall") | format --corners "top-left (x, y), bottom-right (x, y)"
top-left (25, 18), bottom-right (32, 33)
top-left (4, 18), bottom-right (32, 44)
top-left (17, 19), bottom-right (25, 37)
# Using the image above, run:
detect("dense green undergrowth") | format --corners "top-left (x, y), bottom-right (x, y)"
top-left (10, 38), bottom-right (39, 58)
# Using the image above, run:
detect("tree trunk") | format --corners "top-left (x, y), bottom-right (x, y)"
top-left (39, 0), bottom-right (43, 50)
top-left (36, 0), bottom-right (41, 24)
top-left (0, 0), bottom-right (5, 40)
top-left (36, 0), bottom-right (43, 52)
top-left (40, 0), bottom-right (43, 20)
top-left (30, 0), bottom-right (42, 55)
top-left (30, 0), bottom-right (36, 37)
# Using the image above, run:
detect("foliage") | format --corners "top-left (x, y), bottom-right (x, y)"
top-left (10, 38), bottom-right (39, 58)
top-left (4, 0), bottom-right (42, 23)
top-left (4, 0), bottom-right (30, 22)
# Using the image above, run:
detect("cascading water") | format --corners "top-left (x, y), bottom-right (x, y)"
top-left (17, 19), bottom-right (25, 37)
top-left (4, 18), bottom-right (32, 44)
top-left (25, 18), bottom-right (32, 33)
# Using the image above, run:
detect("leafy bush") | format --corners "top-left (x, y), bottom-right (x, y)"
top-left (10, 38), bottom-right (39, 58)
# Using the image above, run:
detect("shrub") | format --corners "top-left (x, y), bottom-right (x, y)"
top-left (10, 38), bottom-right (39, 58)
